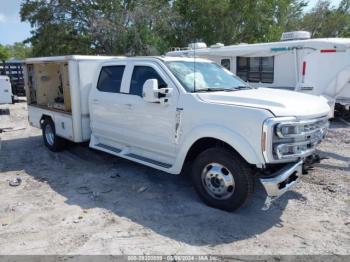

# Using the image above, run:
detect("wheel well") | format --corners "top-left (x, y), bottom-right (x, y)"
top-left (184, 137), bottom-right (239, 164)
top-left (40, 115), bottom-right (52, 128)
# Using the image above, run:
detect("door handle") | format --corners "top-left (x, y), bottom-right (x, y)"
top-left (92, 99), bottom-right (99, 104)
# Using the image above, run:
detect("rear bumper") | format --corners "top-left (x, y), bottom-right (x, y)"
top-left (260, 160), bottom-right (303, 210)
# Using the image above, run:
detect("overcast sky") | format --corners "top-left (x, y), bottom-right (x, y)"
top-left (0, 0), bottom-right (343, 46)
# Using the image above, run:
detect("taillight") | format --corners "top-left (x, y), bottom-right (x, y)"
top-left (302, 61), bottom-right (306, 83)
top-left (302, 62), bottom-right (306, 76)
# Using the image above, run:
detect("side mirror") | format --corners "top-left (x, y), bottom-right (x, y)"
top-left (142, 79), bottom-right (159, 103)
top-left (142, 79), bottom-right (173, 104)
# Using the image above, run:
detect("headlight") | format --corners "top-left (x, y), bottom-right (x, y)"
top-left (276, 119), bottom-right (329, 138)
top-left (277, 124), bottom-right (299, 137)
top-left (262, 116), bottom-right (329, 163)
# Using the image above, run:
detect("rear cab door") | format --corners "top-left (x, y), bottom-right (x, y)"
top-left (89, 60), bottom-right (130, 145)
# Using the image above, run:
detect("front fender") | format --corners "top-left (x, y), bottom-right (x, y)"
top-left (170, 125), bottom-right (265, 174)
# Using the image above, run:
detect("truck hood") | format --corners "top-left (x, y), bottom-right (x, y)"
top-left (197, 87), bottom-right (330, 119)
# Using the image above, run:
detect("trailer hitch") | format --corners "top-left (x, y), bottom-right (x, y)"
top-left (302, 154), bottom-right (328, 175)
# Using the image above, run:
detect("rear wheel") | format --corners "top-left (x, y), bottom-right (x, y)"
top-left (42, 118), bottom-right (66, 152)
top-left (191, 148), bottom-right (254, 211)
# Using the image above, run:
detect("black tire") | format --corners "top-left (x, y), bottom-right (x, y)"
top-left (191, 147), bottom-right (254, 211)
top-left (42, 118), bottom-right (66, 152)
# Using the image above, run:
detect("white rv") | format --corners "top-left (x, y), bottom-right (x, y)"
top-left (167, 31), bottom-right (350, 116)
top-left (0, 75), bottom-right (13, 104)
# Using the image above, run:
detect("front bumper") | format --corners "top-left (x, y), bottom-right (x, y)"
top-left (260, 160), bottom-right (303, 210)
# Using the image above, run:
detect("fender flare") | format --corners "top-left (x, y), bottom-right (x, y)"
top-left (171, 125), bottom-right (264, 174)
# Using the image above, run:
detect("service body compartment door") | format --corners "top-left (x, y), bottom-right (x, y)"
top-left (54, 114), bottom-right (74, 140)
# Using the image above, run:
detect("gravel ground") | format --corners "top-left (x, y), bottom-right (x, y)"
top-left (0, 102), bottom-right (349, 255)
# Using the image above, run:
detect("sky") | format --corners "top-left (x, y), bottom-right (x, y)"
top-left (307, 0), bottom-right (342, 8)
top-left (0, 0), bottom-right (31, 45)
top-left (0, 0), bottom-right (344, 46)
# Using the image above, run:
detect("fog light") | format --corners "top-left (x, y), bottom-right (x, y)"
top-left (277, 144), bottom-right (297, 155)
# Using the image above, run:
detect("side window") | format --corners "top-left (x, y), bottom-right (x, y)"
top-left (97, 66), bottom-right (125, 93)
top-left (236, 56), bottom-right (274, 83)
top-left (261, 57), bottom-right (274, 83)
top-left (221, 59), bottom-right (231, 71)
top-left (248, 57), bottom-right (261, 82)
top-left (236, 57), bottom-right (248, 81)
top-left (130, 66), bottom-right (166, 97)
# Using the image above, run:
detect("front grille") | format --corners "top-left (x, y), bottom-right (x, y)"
top-left (263, 116), bottom-right (329, 163)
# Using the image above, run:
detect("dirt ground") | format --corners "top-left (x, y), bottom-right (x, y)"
top-left (0, 101), bottom-right (349, 255)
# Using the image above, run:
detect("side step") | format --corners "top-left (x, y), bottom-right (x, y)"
top-left (94, 143), bottom-right (172, 169)
top-left (125, 153), bottom-right (172, 168)
top-left (95, 143), bottom-right (122, 154)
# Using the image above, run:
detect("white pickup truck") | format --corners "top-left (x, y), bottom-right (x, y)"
top-left (23, 55), bottom-right (330, 211)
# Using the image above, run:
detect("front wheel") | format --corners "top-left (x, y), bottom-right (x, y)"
top-left (42, 118), bottom-right (66, 152)
top-left (191, 148), bottom-right (254, 211)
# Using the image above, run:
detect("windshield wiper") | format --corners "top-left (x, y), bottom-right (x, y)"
top-left (194, 88), bottom-right (236, 93)
top-left (193, 86), bottom-right (252, 93)
top-left (235, 86), bottom-right (251, 90)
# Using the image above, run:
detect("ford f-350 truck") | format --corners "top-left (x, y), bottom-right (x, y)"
top-left (23, 55), bottom-right (330, 211)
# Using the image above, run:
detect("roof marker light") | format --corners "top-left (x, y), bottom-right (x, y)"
top-left (320, 49), bottom-right (337, 53)
top-left (271, 47), bottom-right (291, 52)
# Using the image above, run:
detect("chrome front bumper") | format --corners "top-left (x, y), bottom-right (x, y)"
top-left (260, 160), bottom-right (303, 210)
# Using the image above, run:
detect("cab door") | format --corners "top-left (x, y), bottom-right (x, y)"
top-left (89, 62), bottom-right (131, 145)
top-left (119, 61), bottom-right (180, 165)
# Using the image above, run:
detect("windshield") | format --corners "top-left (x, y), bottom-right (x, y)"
top-left (166, 61), bottom-right (251, 92)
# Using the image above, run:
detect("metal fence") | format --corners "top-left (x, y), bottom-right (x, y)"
top-left (0, 61), bottom-right (25, 96)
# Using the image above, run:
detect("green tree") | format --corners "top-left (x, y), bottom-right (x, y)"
top-left (301, 0), bottom-right (350, 37)
top-left (6, 42), bottom-right (32, 59)
top-left (171, 0), bottom-right (307, 47)
top-left (20, 0), bottom-right (176, 56)
top-left (20, 0), bottom-right (350, 57)
top-left (0, 44), bottom-right (10, 62)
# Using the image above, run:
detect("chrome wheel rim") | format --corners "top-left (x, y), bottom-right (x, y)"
top-left (45, 124), bottom-right (55, 146)
top-left (201, 163), bottom-right (235, 200)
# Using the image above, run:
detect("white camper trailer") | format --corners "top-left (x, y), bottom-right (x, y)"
top-left (0, 75), bottom-right (13, 104)
top-left (167, 31), bottom-right (350, 116)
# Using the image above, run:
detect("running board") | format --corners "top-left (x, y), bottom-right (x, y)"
top-left (95, 143), bottom-right (122, 154)
top-left (94, 143), bottom-right (172, 169)
top-left (125, 153), bottom-right (172, 168)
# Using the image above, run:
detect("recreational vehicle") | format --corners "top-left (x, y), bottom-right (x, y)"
top-left (167, 31), bottom-right (350, 116)
top-left (23, 55), bottom-right (330, 211)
